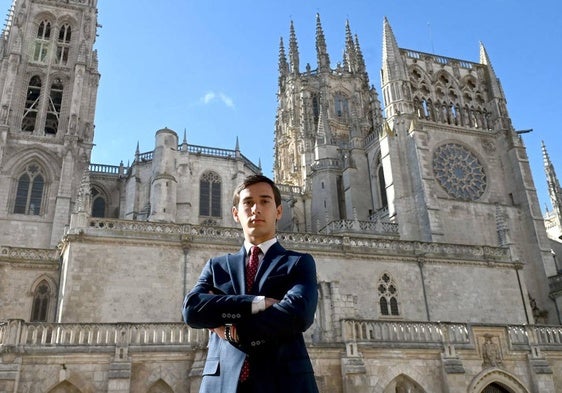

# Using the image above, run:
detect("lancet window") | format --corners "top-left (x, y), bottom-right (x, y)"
top-left (200, 171), bottom-right (222, 218)
top-left (31, 280), bottom-right (51, 322)
top-left (378, 273), bottom-right (400, 316)
top-left (13, 163), bottom-right (45, 215)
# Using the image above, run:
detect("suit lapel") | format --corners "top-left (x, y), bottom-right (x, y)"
top-left (255, 242), bottom-right (286, 293)
top-left (227, 247), bottom-right (246, 294)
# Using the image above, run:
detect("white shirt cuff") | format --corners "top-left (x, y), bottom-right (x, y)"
top-left (251, 296), bottom-right (266, 314)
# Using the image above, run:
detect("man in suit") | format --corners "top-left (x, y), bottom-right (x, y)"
top-left (183, 175), bottom-right (319, 393)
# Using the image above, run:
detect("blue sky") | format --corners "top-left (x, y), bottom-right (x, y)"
top-left (2, 1), bottom-right (560, 212)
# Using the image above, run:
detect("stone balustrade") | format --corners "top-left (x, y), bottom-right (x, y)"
top-left (131, 142), bottom-right (260, 173)
top-left (341, 319), bottom-right (562, 351)
top-left (342, 319), bottom-right (470, 347)
top-left (4, 320), bottom-right (562, 354)
top-left (0, 320), bottom-right (208, 352)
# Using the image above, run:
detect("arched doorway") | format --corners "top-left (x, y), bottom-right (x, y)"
top-left (482, 382), bottom-right (512, 393)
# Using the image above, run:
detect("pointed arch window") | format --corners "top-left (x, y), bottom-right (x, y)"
top-left (311, 93), bottom-right (320, 124)
top-left (45, 78), bottom-right (64, 135)
top-left (199, 171), bottom-right (222, 217)
top-left (378, 164), bottom-right (388, 208)
top-left (31, 280), bottom-right (51, 322)
top-left (22, 76), bottom-right (42, 132)
top-left (334, 93), bottom-right (349, 119)
top-left (377, 273), bottom-right (400, 316)
top-left (56, 24), bottom-right (72, 65)
top-left (33, 20), bottom-right (51, 63)
top-left (14, 163), bottom-right (45, 215)
top-left (91, 187), bottom-right (106, 218)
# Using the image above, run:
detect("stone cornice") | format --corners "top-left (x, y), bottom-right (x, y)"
top-left (64, 218), bottom-right (512, 264)
top-left (0, 246), bottom-right (59, 266)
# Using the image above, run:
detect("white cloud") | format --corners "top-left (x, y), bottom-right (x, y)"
top-left (219, 93), bottom-right (234, 108)
top-left (201, 91), bottom-right (235, 108)
top-left (202, 91), bottom-right (216, 104)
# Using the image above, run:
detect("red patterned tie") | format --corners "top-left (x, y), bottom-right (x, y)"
top-left (246, 246), bottom-right (260, 292)
top-left (240, 245), bottom-right (260, 382)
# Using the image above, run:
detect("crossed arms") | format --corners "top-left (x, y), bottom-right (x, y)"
top-left (182, 252), bottom-right (318, 351)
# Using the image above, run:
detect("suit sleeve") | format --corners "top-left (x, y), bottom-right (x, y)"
top-left (182, 258), bottom-right (255, 329)
top-left (235, 253), bottom-right (318, 351)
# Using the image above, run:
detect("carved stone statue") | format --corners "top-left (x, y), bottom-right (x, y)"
top-left (482, 334), bottom-right (502, 368)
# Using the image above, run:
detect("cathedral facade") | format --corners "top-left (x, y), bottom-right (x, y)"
top-left (1, 1), bottom-right (562, 392)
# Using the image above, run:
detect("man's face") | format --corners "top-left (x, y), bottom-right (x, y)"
top-left (232, 182), bottom-right (282, 245)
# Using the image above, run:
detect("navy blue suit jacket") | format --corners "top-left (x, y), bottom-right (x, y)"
top-left (183, 242), bottom-right (319, 393)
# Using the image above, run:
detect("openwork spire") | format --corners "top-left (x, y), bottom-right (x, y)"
top-left (543, 141), bottom-right (562, 215)
top-left (355, 34), bottom-right (367, 76)
top-left (315, 13), bottom-right (330, 71)
top-left (289, 20), bottom-right (300, 74)
top-left (278, 37), bottom-right (289, 77)
top-left (344, 20), bottom-right (357, 72)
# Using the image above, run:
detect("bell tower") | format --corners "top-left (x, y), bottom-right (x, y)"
top-left (0, 0), bottom-right (100, 248)
top-left (274, 15), bottom-right (384, 232)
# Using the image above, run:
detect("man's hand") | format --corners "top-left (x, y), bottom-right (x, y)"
top-left (265, 297), bottom-right (279, 309)
top-left (209, 296), bottom-right (279, 341)
top-left (210, 325), bottom-right (227, 340)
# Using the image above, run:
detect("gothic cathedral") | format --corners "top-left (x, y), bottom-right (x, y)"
top-left (1, 1), bottom-right (562, 392)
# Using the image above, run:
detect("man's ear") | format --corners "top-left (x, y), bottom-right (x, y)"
top-left (276, 204), bottom-right (283, 221)
top-left (232, 206), bottom-right (240, 223)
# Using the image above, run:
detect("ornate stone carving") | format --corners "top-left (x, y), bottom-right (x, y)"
top-left (433, 143), bottom-right (487, 200)
top-left (481, 334), bottom-right (503, 369)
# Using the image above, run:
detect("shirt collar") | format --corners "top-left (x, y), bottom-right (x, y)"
top-left (244, 237), bottom-right (277, 256)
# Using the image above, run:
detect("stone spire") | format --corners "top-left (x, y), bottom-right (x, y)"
top-left (381, 17), bottom-right (408, 119)
top-left (135, 141), bottom-right (140, 162)
top-left (480, 42), bottom-right (511, 130)
top-left (315, 13), bottom-right (330, 72)
top-left (479, 42), bottom-right (504, 99)
top-left (289, 21), bottom-right (300, 74)
top-left (381, 17), bottom-right (407, 83)
top-left (278, 36), bottom-right (289, 78)
top-left (543, 141), bottom-right (562, 217)
top-left (181, 128), bottom-right (188, 151)
top-left (344, 20), bottom-right (357, 73)
top-left (355, 34), bottom-right (367, 77)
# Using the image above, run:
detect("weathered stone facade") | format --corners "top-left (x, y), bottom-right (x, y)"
top-left (2, 1), bottom-right (562, 392)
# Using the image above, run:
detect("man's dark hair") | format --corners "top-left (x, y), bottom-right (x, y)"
top-left (232, 175), bottom-right (282, 207)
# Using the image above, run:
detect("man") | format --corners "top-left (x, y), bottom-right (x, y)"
top-left (183, 174), bottom-right (319, 393)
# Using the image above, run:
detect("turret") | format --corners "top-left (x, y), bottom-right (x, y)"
top-left (149, 128), bottom-right (178, 222)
